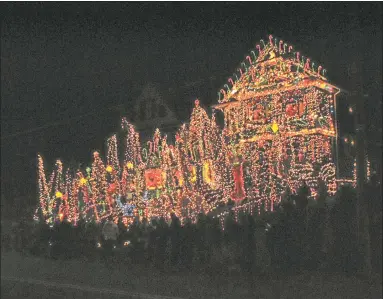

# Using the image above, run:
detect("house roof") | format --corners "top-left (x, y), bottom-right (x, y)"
top-left (129, 83), bottom-right (179, 131)
top-left (216, 35), bottom-right (340, 104)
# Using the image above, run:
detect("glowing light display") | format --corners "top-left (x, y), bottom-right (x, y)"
top-left (36, 35), bottom-right (351, 224)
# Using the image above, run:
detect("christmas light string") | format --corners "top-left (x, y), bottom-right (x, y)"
top-left (36, 35), bottom-right (364, 225)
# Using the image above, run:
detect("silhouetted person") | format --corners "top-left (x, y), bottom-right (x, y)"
top-left (102, 216), bottom-right (119, 259)
top-left (52, 218), bottom-right (73, 259)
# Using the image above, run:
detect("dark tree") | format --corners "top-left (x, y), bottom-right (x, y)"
top-left (330, 185), bottom-right (360, 273)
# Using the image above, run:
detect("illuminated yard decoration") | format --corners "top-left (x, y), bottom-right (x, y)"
top-left (36, 36), bottom-right (343, 224)
top-left (145, 168), bottom-right (166, 190)
top-left (214, 34), bottom-right (340, 211)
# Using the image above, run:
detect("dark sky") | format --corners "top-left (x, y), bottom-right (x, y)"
top-left (1, 2), bottom-right (382, 200)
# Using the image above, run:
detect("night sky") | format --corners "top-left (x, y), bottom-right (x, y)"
top-left (1, 3), bottom-right (382, 203)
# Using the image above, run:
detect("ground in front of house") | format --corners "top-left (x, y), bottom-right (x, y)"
top-left (1, 251), bottom-right (381, 299)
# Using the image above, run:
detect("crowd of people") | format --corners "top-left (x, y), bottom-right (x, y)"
top-left (2, 178), bottom-right (382, 276)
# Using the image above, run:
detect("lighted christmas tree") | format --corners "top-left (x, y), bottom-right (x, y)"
top-left (36, 154), bottom-right (50, 220)
top-left (90, 151), bottom-right (107, 221)
top-left (106, 134), bottom-right (120, 174)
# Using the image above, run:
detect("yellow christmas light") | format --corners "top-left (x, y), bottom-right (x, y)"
top-left (271, 122), bottom-right (279, 133)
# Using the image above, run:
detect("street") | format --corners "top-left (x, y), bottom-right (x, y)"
top-left (1, 251), bottom-right (381, 299)
top-left (1, 276), bottom-right (183, 299)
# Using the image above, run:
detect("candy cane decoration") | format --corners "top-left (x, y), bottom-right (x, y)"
top-left (238, 68), bottom-right (243, 77)
top-left (218, 92), bottom-right (221, 102)
top-left (317, 65), bottom-right (323, 75)
top-left (142, 148), bottom-right (148, 162)
top-left (224, 84), bottom-right (231, 92)
top-left (162, 135), bottom-right (167, 147)
top-left (241, 62), bottom-right (247, 71)
top-left (283, 43), bottom-right (287, 53)
top-left (279, 40), bottom-right (283, 52)
top-left (220, 88), bottom-right (226, 96)
top-left (296, 52), bottom-right (300, 62)
top-left (246, 55), bottom-right (252, 65)
top-left (155, 139), bottom-right (160, 154)
top-left (311, 62), bottom-right (315, 71)
top-left (304, 58), bottom-right (310, 70)
top-left (251, 50), bottom-right (257, 61)
top-left (228, 78), bottom-right (234, 86)
top-left (157, 145), bottom-right (163, 158)
top-left (269, 34), bottom-right (273, 46)
top-left (256, 44), bottom-right (262, 55)
top-left (288, 45), bottom-right (293, 53)
top-left (260, 39), bottom-right (265, 48)
top-left (147, 141), bottom-right (153, 155)
top-left (152, 155), bottom-right (159, 166)
top-left (233, 73), bottom-right (239, 81)
top-left (323, 69), bottom-right (327, 76)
